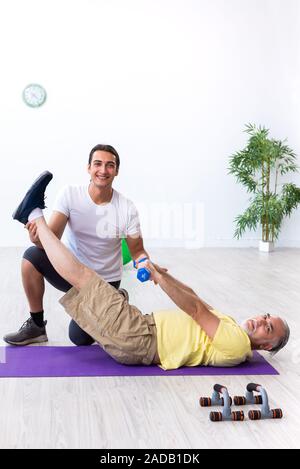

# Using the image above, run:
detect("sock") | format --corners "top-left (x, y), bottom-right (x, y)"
top-left (30, 311), bottom-right (44, 327)
top-left (28, 208), bottom-right (43, 222)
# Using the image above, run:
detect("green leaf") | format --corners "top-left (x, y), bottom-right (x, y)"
top-left (229, 124), bottom-right (300, 241)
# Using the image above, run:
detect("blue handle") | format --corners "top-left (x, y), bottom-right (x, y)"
top-left (133, 257), bottom-right (148, 269)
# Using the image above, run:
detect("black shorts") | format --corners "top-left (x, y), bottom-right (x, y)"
top-left (23, 246), bottom-right (121, 345)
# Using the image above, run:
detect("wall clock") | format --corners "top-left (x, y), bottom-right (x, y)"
top-left (22, 83), bottom-right (47, 108)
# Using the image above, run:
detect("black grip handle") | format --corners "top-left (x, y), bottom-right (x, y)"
top-left (248, 409), bottom-right (262, 420)
top-left (272, 409), bottom-right (283, 419)
top-left (199, 397), bottom-right (211, 407)
top-left (209, 411), bottom-right (223, 422)
top-left (247, 383), bottom-right (261, 392)
top-left (234, 396), bottom-right (246, 406)
top-left (231, 411), bottom-right (245, 421)
top-left (214, 384), bottom-right (227, 393)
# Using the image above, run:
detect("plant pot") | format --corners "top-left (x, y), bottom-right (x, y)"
top-left (259, 241), bottom-right (274, 252)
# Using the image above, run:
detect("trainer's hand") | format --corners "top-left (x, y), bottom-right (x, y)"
top-left (138, 260), bottom-right (166, 284)
top-left (135, 258), bottom-right (168, 275)
top-left (25, 222), bottom-right (42, 247)
top-left (151, 263), bottom-right (168, 275)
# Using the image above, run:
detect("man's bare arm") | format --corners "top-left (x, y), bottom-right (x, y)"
top-left (144, 261), bottom-right (219, 339)
top-left (48, 211), bottom-right (68, 239)
top-left (125, 234), bottom-right (150, 262)
top-left (152, 264), bottom-right (212, 308)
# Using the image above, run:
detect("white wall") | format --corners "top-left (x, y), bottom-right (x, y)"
top-left (0, 0), bottom-right (299, 248)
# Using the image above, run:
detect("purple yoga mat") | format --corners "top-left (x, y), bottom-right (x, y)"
top-left (0, 345), bottom-right (279, 378)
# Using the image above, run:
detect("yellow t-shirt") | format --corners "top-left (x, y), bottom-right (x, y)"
top-left (153, 308), bottom-right (252, 370)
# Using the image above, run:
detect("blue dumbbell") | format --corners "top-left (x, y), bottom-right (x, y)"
top-left (133, 257), bottom-right (151, 282)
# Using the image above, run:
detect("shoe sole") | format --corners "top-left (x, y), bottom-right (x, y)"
top-left (3, 335), bottom-right (48, 346)
top-left (12, 171), bottom-right (53, 223)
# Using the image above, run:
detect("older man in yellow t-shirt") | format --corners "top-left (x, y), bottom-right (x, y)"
top-left (153, 308), bottom-right (252, 370)
top-left (148, 262), bottom-right (288, 370)
top-left (60, 255), bottom-right (289, 370)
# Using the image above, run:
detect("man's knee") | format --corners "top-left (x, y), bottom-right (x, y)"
top-left (68, 320), bottom-right (94, 346)
top-left (22, 246), bottom-right (44, 274)
top-left (22, 257), bottom-right (42, 278)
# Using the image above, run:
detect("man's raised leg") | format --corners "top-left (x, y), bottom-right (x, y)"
top-left (33, 215), bottom-right (95, 291)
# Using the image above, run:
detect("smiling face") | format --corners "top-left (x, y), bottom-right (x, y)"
top-left (241, 314), bottom-right (287, 351)
top-left (88, 150), bottom-right (119, 189)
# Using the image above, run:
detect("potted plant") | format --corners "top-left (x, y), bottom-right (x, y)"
top-left (229, 124), bottom-right (300, 251)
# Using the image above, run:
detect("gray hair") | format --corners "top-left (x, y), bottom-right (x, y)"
top-left (269, 319), bottom-right (290, 356)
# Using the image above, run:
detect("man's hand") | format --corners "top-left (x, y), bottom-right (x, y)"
top-left (152, 263), bottom-right (168, 275)
top-left (137, 259), bottom-right (167, 284)
top-left (25, 221), bottom-right (42, 248)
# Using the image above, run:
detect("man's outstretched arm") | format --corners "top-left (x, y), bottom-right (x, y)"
top-left (151, 264), bottom-right (213, 309)
top-left (143, 261), bottom-right (220, 340)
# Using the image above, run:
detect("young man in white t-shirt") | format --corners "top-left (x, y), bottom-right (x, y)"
top-left (4, 144), bottom-right (149, 346)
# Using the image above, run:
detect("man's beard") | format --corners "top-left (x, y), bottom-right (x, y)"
top-left (240, 319), bottom-right (256, 337)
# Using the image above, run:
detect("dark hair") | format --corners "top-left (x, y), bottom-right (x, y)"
top-left (88, 144), bottom-right (120, 170)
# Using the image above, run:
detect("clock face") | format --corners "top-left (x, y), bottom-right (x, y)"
top-left (22, 84), bottom-right (47, 108)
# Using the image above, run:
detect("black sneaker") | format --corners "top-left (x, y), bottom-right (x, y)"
top-left (3, 318), bottom-right (48, 346)
top-left (12, 171), bottom-right (53, 224)
top-left (119, 288), bottom-right (129, 301)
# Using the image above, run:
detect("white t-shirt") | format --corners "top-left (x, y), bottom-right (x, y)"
top-left (53, 185), bottom-right (141, 282)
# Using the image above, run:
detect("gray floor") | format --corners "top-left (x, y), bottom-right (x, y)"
top-left (0, 247), bottom-right (299, 449)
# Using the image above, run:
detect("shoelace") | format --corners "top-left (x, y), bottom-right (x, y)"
top-left (38, 194), bottom-right (47, 209)
top-left (19, 318), bottom-right (33, 330)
